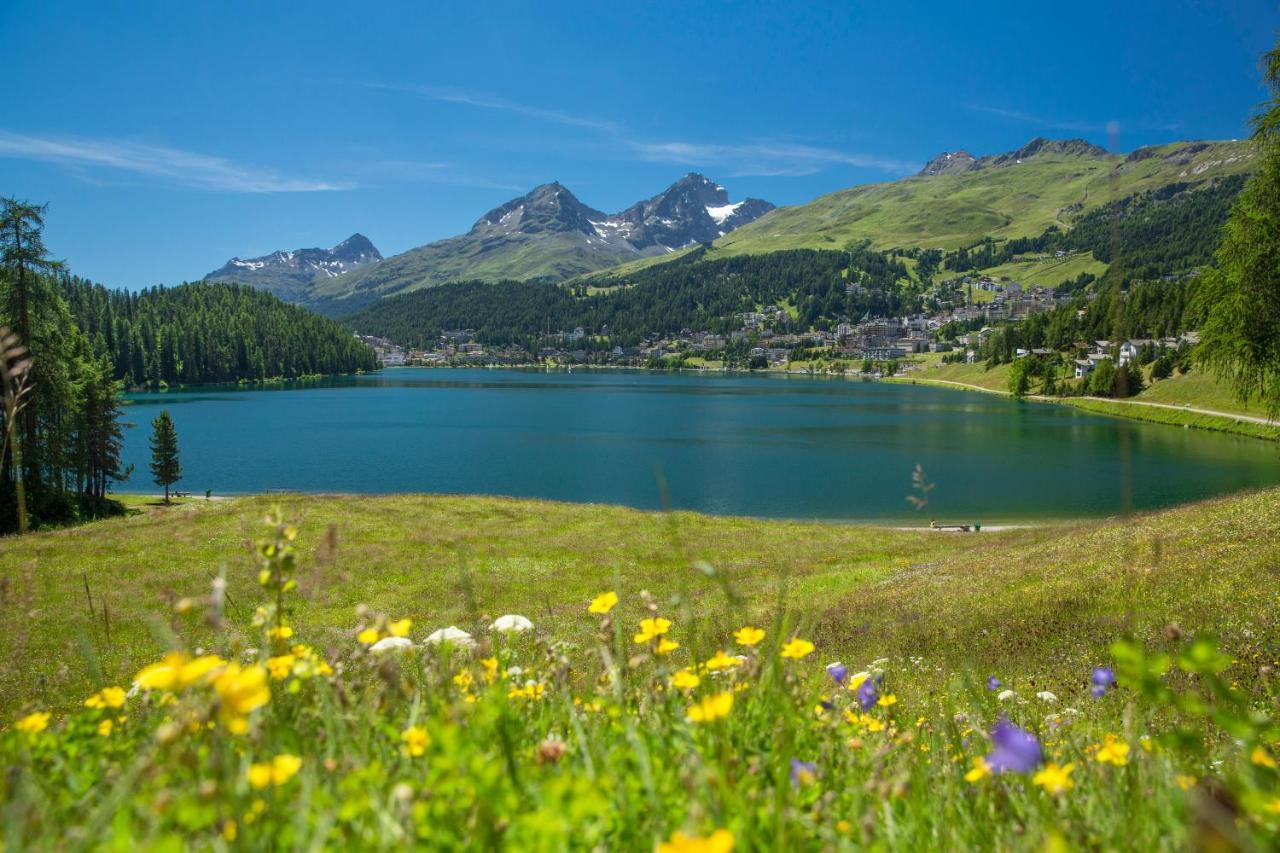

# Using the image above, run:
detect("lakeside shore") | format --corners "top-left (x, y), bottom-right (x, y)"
top-left (885, 373), bottom-right (1280, 441)
top-left (105, 491), bottom-right (1059, 529)
top-left (376, 360), bottom-right (1280, 442)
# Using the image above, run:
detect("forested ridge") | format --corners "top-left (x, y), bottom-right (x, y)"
top-left (945, 175), bottom-right (1246, 281)
top-left (347, 175), bottom-right (1248, 363)
top-left (60, 278), bottom-right (378, 386)
top-left (346, 247), bottom-right (914, 347)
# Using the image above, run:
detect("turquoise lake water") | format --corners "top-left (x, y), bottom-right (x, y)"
top-left (117, 368), bottom-right (1280, 521)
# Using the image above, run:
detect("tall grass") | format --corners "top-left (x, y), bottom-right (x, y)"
top-left (2, 513), bottom-right (1278, 850)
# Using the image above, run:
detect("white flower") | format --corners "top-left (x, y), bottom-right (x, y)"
top-left (423, 626), bottom-right (475, 648)
top-left (490, 614), bottom-right (534, 634)
top-left (997, 689), bottom-right (1016, 702)
top-left (506, 666), bottom-right (524, 678)
top-left (1036, 691), bottom-right (1058, 704)
top-left (369, 636), bottom-right (413, 654)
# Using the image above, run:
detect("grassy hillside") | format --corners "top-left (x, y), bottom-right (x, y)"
top-left (4, 487), bottom-right (1279, 713)
top-left (310, 231), bottom-right (641, 303)
top-left (899, 356), bottom-right (1280, 439)
top-left (1134, 368), bottom-right (1269, 415)
top-left (970, 251), bottom-right (1110, 287)
top-left (5, 490), bottom-right (1280, 848)
top-left (712, 140), bottom-right (1255, 256)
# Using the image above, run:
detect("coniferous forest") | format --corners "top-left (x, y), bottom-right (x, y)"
top-left (344, 247), bottom-right (914, 348)
top-left (60, 278), bottom-right (378, 386)
top-left (0, 199), bottom-right (377, 533)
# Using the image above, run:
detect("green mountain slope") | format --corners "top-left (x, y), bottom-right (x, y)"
top-left (711, 138), bottom-right (1256, 256)
top-left (310, 175), bottom-right (774, 310)
top-left (312, 228), bottom-right (640, 303)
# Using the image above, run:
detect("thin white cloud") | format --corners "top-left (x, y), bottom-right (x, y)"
top-left (359, 82), bottom-right (621, 133)
top-left (965, 104), bottom-right (1182, 136)
top-left (359, 158), bottom-right (526, 191)
top-left (966, 104), bottom-right (1108, 134)
top-left (352, 80), bottom-right (917, 178)
top-left (632, 140), bottom-right (918, 177)
top-left (0, 130), bottom-right (350, 192)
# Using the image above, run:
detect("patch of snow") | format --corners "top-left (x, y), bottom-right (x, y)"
top-left (705, 202), bottom-right (744, 225)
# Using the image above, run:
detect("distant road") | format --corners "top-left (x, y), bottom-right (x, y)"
top-left (897, 376), bottom-right (1278, 426)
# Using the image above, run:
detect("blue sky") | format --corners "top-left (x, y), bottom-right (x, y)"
top-left (1, 0), bottom-right (1274, 288)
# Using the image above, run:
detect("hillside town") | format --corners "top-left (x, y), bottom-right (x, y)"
top-left (357, 274), bottom-right (1095, 371)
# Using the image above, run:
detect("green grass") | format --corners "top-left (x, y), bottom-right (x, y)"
top-left (973, 251), bottom-right (1110, 287)
top-left (1136, 369), bottom-right (1271, 418)
top-left (3, 489), bottom-right (1280, 848)
top-left (700, 141), bottom-right (1256, 257)
top-left (1064, 398), bottom-right (1280, 441)
top-left (0, 495), bottom-right (985, 713)
top-left (899, 357), bottom-right (1280, 440)
top-left (5, 487), bottom-right (1280, 714)
top-left (901, 354), bottom-right (1016, 393)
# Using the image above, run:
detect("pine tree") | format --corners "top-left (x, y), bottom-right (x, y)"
top-left (1195, 40), bottom-right (1280, 415)
top-left (0, 199), bottom-right (64, 499)
top-left (149, 410), bottom-right (182, 504)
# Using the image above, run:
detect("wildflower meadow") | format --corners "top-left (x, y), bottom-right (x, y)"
top-left (2, 509), bottom-right (1279, 850)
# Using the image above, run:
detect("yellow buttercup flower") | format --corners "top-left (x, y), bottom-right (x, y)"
top-left (453, 670), bottom-right (473, 690)
top-left (733, 626), bottom-right (765, 647)
top-left (389, 618), bottom-right (412, 638)
top-left (670, 668), bottom-right (701, 690)
top-left (878, 694), bottom-right (898, 707)
top-left (780, 637), bottom-right (815, 659)
top-left (247, 754), bottom-right (302, 788)
top-left (508, 683), bottom-right (547, 701)
top-left (480, 657), bottom-right (500, 684)
top-left (97, 719), bottom-right (114, 737)
top-left (655, 637), bottom-right (680, 656)
top-left (178, 655), bottom-right (228, 688)
top-left (15, 711), bottom-right (49, 734)
top-left (401, 726), bottom-right (430, 757)
top-left (686, 691), bottom-right (733, 724)
top-left (704, 650), bottom-right (741, 671)
top-left (634, 617), bottom-right (673, 644)
top-left (84, 686), bottom-right (127, 710)
top-left (1033, 762), bottom-right (1075, 795)
top-left (657, 828), bottom-right (734, 853)
top-left (1251, 745), bottom-right (1277, 769)
top-left (213, 664), bottom-right (270, 733)
top-left (1094, 734), bottom-right (1130, 766)
top-left (267, 625), bottom-right (293, 641)
top-left (356, 627), bottom-right (380, 645)
top-left (133, 652), bottom-right (190, 691)
top-left (286, 645), bottom-right (332, 679)
top-left (588, 591), bottom-right (618, 614)
top-left (266, 655), bottom-right (296, 681)
top-left (964, 756), bottom-right (991, 783)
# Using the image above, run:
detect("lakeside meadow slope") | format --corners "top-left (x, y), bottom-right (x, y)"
top-left (2, 489), bottom-right (1280, 848)
top-left (4, 487), bottom-right (1280, 711)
